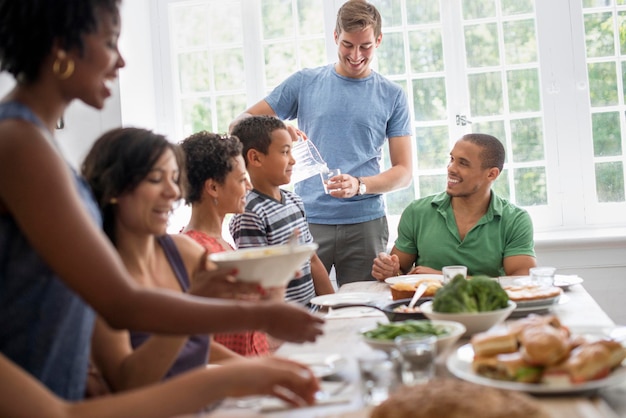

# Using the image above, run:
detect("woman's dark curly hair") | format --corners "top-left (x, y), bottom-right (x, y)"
top-left (180, 131), bottom-right (243, 205)
top-left (81, 127), bottom-right (184, 245)
top-left (0, 0), bottom-right (120, 82)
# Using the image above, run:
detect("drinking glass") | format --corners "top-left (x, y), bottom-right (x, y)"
top-left (321, 168), bottom-right (341, 194)
top-left (357, 350), bottom-right (398, 406)
top-left (394, 334), bottom-right (437, 385)
top-left (442, 265), bottom-right (467, 285)
top-left (530, 266), bottom-right (556, 288)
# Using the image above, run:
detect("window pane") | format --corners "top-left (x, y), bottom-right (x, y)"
top-left (588, 62), bottom-right (619, 106)
top-left (377, 32), bottom-right (406, 75)
top-left (592, 112), bottom-right (623, 156)
top-left (409, 29), bottom-right (444, 73)
top-left (412, 77), bottom-right (447, 121)
top-left (419, 174), bottom-right (447, 197)
top-left (216, 94), bottom-right (247, 133)
top-left (595, 161), bottom-right (626, 202)
top-left (511, 117), bottom-right (544, 162)
top-left (465, 23), bottom-right (500, 68)
top-left (502, 0), bottom-right (533, 15)
top-left (299, 39), bottom-right (327, 69)
top-left (178, 52), bottom-right (211, 93)
top-left (507, 69), bottom-right (541, 112)
top-left (262, 0), bottom-right (294, 39)
top-left (493, 168), bottom-right (511, 199)
top-left (406, 0), bottom-right (440, 24)
top-left (171, 4), bottom-right (210, 48)
top-left (462, 0), bottom-right (495, 20)
top-left (472, 120), bottom-right (507, 150)
top-left (584, 12), bottom-right (615, 58)
top-left (213, 49), bottom-right (245, 91)
top-left (503, 19), bottom-right (537, 64)
top-left (297, 0), bottom-right (324, 36)
top-left (514, 167), bottom-right (547, 206)
top-left (374, 0), bottom-right (403, 27)
top-left (181, 98), bottom-right (213, 137)
top-left (264, 42), bottom-right (298, 87)
top-left (387, 187), bottom-right (416, 216)
top-left (416, 125), bottom-right (450, 170)
top-left (469, 72), bottom-right (503, 116)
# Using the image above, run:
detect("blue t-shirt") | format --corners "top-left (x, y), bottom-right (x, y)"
top-left (266, 64), bottom-right (412, 224)
top-left (0, 101), bottom-right (99, 400)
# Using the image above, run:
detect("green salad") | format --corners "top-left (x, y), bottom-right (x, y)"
top-left (362, 320), bottom-right (450, 341)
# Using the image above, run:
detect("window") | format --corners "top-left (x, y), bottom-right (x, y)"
top-left (153, 0), bottom-right (626, 234)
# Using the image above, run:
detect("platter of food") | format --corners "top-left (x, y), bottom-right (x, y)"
top-left (385, 275), bottom-right (443, 301)
top-left (446, 316), bottom-right (626, 394)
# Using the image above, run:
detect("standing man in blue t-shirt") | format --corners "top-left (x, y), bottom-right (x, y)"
top-left (230, 1), bottom-right (413, 287)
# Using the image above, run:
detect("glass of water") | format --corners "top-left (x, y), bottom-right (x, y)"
top-left (394, 334), bottom-right (437, 386)
top-left (357, 350), bottom-right (399, 406)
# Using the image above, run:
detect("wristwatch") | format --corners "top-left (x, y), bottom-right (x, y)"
top-left (357, 177), bottom-right (367, 196)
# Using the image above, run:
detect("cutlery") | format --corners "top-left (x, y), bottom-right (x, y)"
top-left (408, 283), bottom-right (428, 310)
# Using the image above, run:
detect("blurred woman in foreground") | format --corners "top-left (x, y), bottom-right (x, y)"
top-left (0, 0), bottom-right (322, 402)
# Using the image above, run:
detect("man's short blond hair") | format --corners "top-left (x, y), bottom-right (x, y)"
top-left (335, 0), bottom-right (382, 38)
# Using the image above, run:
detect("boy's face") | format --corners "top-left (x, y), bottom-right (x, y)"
top-left (259, 128), bottom-right (296, 186)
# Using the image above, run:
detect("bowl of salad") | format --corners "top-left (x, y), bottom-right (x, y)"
top-left (360, 319), bottom-right (466, 355)
top-left (420, 275), bottom-right (516, 336)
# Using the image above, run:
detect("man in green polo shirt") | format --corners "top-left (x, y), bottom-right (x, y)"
top-left (372, 133), bottom-right (537, 279)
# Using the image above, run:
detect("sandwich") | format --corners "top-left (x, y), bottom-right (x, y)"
top-left (518, 324), bottom-right (570, 366)
top-left (473, 351), bottom-right (543, 383)
top-left (471, 331), bottom-right (518, 357)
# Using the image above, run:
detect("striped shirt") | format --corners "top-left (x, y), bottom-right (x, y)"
top-left (229, 189), bottom-right (316, 308)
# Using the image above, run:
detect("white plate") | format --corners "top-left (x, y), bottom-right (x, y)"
top-left (287, 353), bottom-right (348, 378)
top-left (447, 342), bottom-right (626, 395)
top-left (309, 292), bottom-right (387, 307)
top-left (384, 274), bottom-right (444, 285)
top-left (554, 274), bottom-right (584, 289)
top-left (509, 294), bottom-right (569, 318)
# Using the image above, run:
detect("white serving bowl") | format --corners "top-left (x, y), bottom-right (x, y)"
top-left (420, 300), bottom-right (516, 337)
top-left (360, 319), bottom-right (466, 355)
top-left (208, 243), bottom-right (318, 287)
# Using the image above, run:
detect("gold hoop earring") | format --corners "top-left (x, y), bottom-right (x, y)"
top-left (53, 51), bottom-right (75, 80)
top-left (110, 198), bottom-right (118, 204)
top-left (213, 198), bottom-right (218, 206)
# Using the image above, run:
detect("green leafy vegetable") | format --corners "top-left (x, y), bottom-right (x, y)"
top-left (362, 320), bottom-right (450, 341)
top-left (432, 275), bottom-right (509, 313)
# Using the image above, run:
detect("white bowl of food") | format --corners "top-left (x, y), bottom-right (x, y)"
top-left (360, 319), bottom-right (466, 355)
top-left (420, 301), bottom-right (516, 337)
top-left (208, 243), bottom-right (318, 287)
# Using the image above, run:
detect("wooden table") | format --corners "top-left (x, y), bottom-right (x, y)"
top-left (210, 281), bottom-right (626, 418)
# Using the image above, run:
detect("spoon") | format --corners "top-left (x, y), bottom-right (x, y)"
top-left (408, 283), bottom-right (428, 310)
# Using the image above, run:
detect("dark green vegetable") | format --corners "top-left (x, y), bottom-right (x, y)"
top-left (432, 275), bottom-right (509, 313)
top-left (362, 320), bottom-right (450, 341)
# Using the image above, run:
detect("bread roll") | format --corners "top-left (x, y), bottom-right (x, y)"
top-left (564, 343), bottom-right (611, 383)
top-left (371, 378), bottom-right (549, 418)
top-left (519, 325), bottom-right (569, 366)
top-left (471, 331), bottom-right (518, 357)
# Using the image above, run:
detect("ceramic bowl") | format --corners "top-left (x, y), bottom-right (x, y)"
top-left (360, 319), bottom-right (466, 355)
top-left (208, 243), bottom-right (318, 287)
top-left (420, 300), bottom-right (517, 337)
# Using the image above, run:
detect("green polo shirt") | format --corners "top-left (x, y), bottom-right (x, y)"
top-left (395, 191), bottom-right (535, 277)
